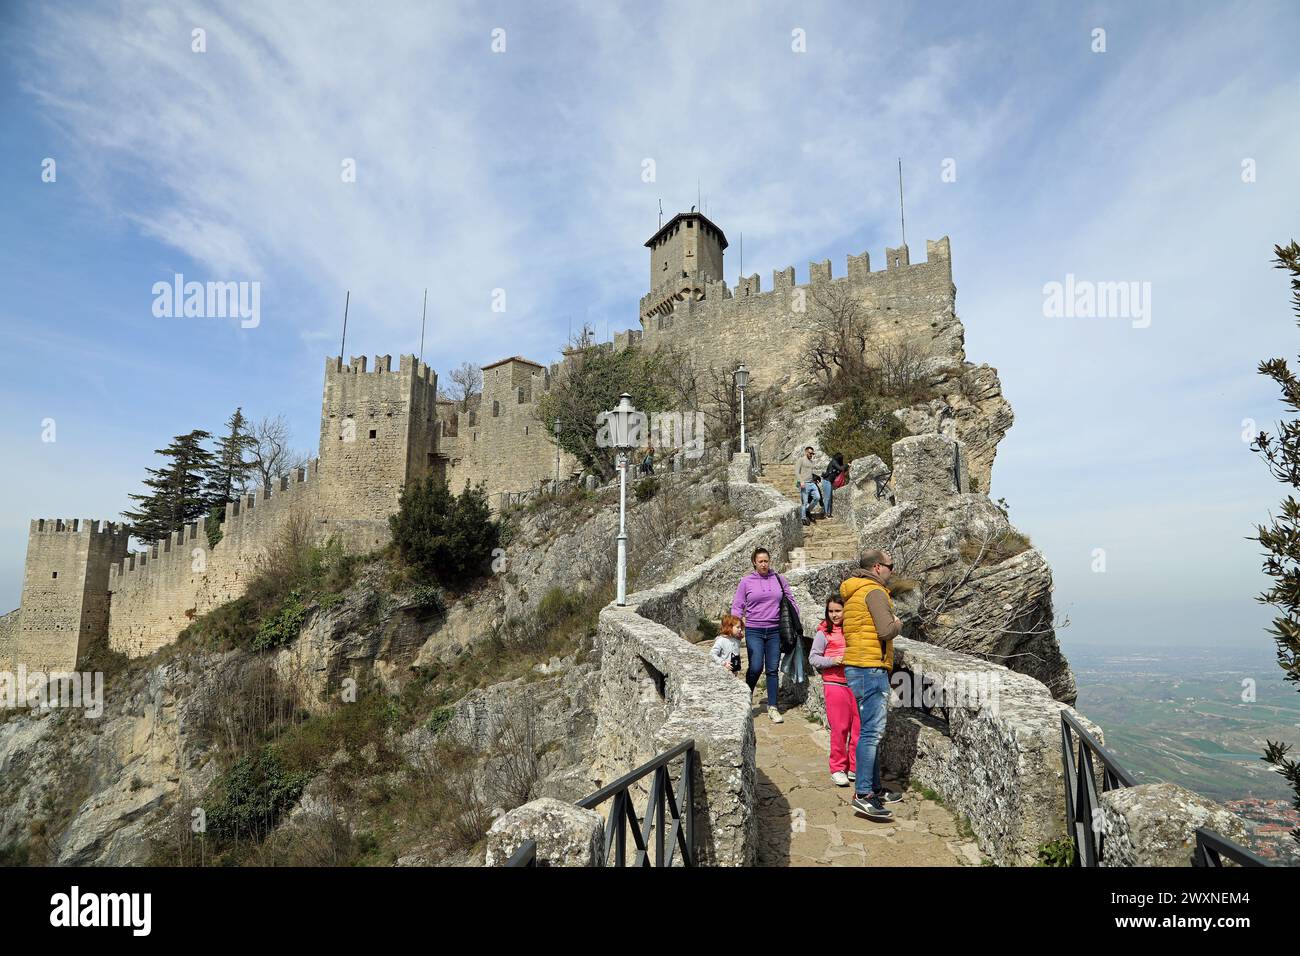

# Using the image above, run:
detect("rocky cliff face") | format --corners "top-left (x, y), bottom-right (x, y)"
top-left (840, 435), bottom-right (1076, 702)
top-left (897, 363), bottom-right (1015, 494)
top-left (753, 366), bottom-right (1072, 701)
top-left (0, 466), bottom-right (739, 866)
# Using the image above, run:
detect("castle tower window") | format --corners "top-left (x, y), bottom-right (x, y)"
top-left (368, 429), bottom-right (377, 440)
top-left (51, 571), bottom-right (58, 579)
top-left (492, 400), bottom-right (500, 417)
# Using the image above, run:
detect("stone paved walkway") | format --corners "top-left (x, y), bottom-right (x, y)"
top-left (745, 460), bottom-right (986, 866)
top-left (752, 703), bottom-right (985, 867)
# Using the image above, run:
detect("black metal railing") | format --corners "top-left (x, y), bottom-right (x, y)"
top-left (575, 739), bottom-right (696, 867)
top-left (1060, 711), bottom-right (1267, 867)
top-left (504, 839), bottom-right (537, 867)
top-left (1194, 827), bottom-right (1272, 867)
top-left (873, 471), bottom-right (893, 500)
top-left (498, 476), bottom-right (581, 511)
top-left (1061, 710), bottom-right (1137, 866)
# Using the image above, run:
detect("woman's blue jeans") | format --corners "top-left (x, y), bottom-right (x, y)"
top-left (745, 626), bottom-right (781, 707)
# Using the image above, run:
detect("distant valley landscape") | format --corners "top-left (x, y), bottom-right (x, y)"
top-left (1068, 641), bottom-right (1300, 863)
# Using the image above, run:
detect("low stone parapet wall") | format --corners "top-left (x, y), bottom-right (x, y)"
top-left (787, 634), bottom-right (1098, 865)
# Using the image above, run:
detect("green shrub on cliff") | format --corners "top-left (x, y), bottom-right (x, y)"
top-left (204, 747), bottom-right (309, 845)
top-left (388, 477), bottom-right (500, 589)
top-left (818, 391), bottom-right (910, 468)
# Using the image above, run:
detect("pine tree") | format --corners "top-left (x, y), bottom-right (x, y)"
top-left (122, 430), bottom-right (216, 544)
top-left (205, 408), bottom-right (257, 507)
top-left (1250, 239), bottom-right (1300, 846)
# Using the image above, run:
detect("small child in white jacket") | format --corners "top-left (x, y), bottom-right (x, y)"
top-left (709, 613), bottom-right (743, 677)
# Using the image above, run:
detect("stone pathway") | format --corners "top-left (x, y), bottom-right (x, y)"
top-left (751, 460), bottom-right (984, 867)
top-left (752, 704), bottom-right (985, 867)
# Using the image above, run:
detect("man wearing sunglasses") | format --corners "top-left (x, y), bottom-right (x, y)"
top-left (840, 549), bottom-right (904, 820)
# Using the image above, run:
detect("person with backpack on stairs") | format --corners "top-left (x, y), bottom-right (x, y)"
top-left (820, 453), bottom-right (847, 518)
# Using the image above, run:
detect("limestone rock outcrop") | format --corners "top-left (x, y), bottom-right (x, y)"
top-left (1098, 782), bottom-right (1250, 867)
top-left (895, 363), bottom-right (1014, 493)
top-left (485, 797), bottom-right (605, 866)
top-left (838, 434), bottom-right (1076, 702)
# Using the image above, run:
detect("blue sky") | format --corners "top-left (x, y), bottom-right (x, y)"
top-left (1, 1), bottom-right (1297, 656)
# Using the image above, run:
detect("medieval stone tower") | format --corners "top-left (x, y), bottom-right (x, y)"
top-left (12, 520), bottom-right (130, 671)
top-left (643, 211), bottom-right (728, 324)
top-left (317, 354), bottom-right (442, 525)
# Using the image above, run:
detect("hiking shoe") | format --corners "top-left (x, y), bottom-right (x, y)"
top-left (830, 771), bottom-right (850, 787)
top-left (846, 770), bottom-right (856, 781)
top-left (878, 788), bottom-right (903, 804)
top-left (767, 706), bottom-right (784, 724)
top-left (851, 794), bottom-right (893, 821)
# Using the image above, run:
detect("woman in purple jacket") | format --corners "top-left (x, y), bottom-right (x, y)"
top-left (731, 547), bottom-right (800, 723)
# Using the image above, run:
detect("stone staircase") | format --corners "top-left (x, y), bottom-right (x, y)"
top-left (758, 462), bottom-right (859, 568)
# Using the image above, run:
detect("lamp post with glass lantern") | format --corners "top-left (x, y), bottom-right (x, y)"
top-left (605, 393), bottom-right (639, 606)
top-left (734, 364), bottom-right (750, 455)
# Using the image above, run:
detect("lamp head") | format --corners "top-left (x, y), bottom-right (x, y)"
top-left (609, 392), bottom-right (640, 449)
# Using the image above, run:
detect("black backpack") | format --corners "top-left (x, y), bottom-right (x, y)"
top-left (775, 574), bottom-right (803, 654)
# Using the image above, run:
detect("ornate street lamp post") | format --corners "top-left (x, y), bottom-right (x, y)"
top-left (734, 364), bottom-right (750, 455)
top-left (605, 392), bottom-right (640, 606)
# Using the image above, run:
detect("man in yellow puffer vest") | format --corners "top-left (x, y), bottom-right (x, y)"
top-left (840, 549), bottom-right (903, 821)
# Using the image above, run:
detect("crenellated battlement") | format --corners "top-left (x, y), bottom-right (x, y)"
top-left (109, 459), bottom-right (323, 588)
top-left (324, 353), bottom-right (437, 385)
top-left (638, 238), bottom-right (951, 320)
top-left (29, 518), bottom-right (131, 540)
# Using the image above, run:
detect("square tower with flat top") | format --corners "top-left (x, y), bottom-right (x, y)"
top-left (15, 519), bottom-right (130, 672)
top-left (317, 354), bottom-right (441, 523)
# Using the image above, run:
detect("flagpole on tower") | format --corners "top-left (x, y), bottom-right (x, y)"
top-left (898, 157), bottom-right (907, 248)
top-left (339, 290), bottom-right (350, 360)
top-left (419, 288), bottom-right (427, 363)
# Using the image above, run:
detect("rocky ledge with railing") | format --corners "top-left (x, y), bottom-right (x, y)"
top-left (493, 435), bottom-right (1264, 867)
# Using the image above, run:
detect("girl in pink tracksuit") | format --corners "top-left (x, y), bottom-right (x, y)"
top-left (809, 595), bottom-right (860, 784)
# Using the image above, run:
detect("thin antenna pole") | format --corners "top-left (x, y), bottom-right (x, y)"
top-left (697, 178), bottom-right (701, 212)
top-left (419, 288), bottom-right (427, 363)
top-left (659, 199), bottom-right (663, 228)
top-left (339, 290), bottom-right (350, 359)
top-left (738, 231), bottom-right (743, 285)
top-left (898, 157), bottom-right (906, 247)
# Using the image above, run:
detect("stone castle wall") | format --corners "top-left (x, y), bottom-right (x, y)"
top-left (6, 356), bottom-right (431, 666)
top-left (317, 354), bottom-right (440, 521)
top-left (104, 354), bottom-right (436, 658)
top-left (619, 237), bottom-right (960, 390)
top-left (105, 461), bottom-right (393, 658)
top-left (436, 358), bottom-right (580, 501)
top-left (438, 236), bottom-right (961, 503)
top-left (0, 609), bottom-right (17, 673)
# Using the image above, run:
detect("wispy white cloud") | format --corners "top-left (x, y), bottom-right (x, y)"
top-left (2, 0), bottom-right (1298, 640)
